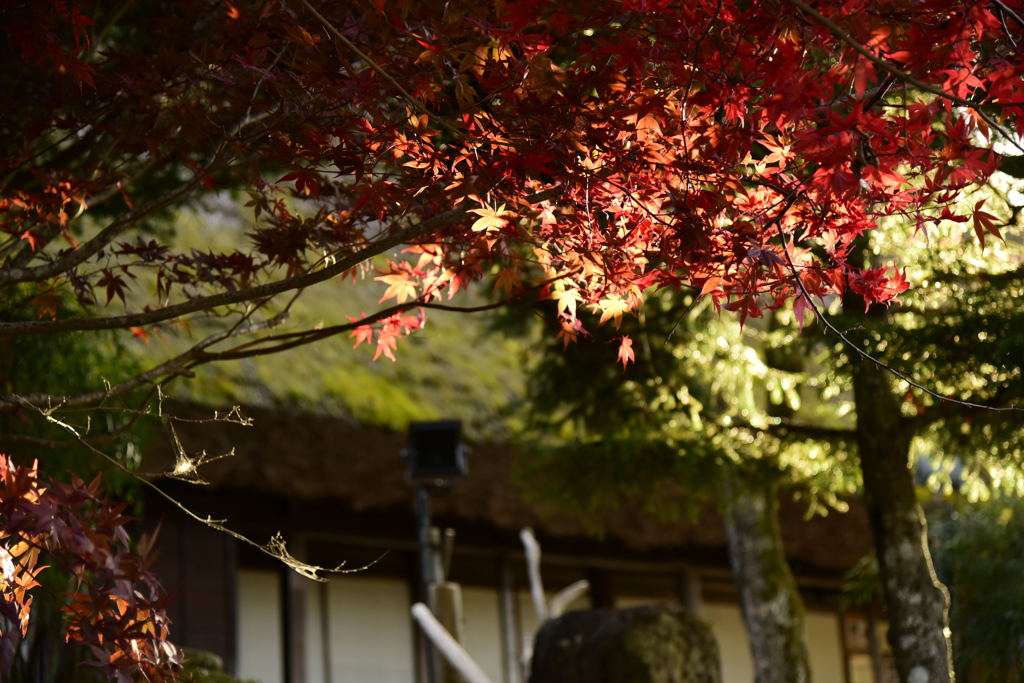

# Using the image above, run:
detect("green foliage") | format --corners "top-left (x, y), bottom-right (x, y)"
top-left (506, 288), bottom-right (861, 524)
top-left (842, 495), bottom-right (1024, 682)
top-left (931, 497), bottom-right (1024, 682)
top-left (839, 554), bottom-right (883, 612)
top-left (180, 650), bottom-right (258, 683)
top-left (0, 286), bottom-right (149, 495)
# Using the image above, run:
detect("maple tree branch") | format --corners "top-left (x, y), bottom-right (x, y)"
top-left (203, 270), bottom-right (574, 361)
top-left (0, 312), bottom-right (288, 410)
top-left (993, 0), bottom-right (1024, 30)
top-left (0, 187), bottom-right (563, 338)
top-left (200, 302), bottom-right (422, 361)
top-left (4, 157), bottom-right (165, 273)
top-left (0, 172), bottom-right (208, 288)
top-left (907, 385), bottom-right (1020, 428)
top-left (785, 0), bottom-right (1024, 153)
top-left (0, 106), bottom-right (280, 284)
top-left (0, 268), bottom-right (570, 409)
top-left (16, 271), bottom-right (578, 413)
top-left (996, 7), bottom-right (1020, 49)
top-left (0, 208), bottom-right (466, 337)
top-left (0, 118), bottom-right (109, 196)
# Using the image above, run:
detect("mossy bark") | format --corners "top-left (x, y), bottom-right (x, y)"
top-left (528, 606), bottom-right (721, 683)
top-left (720, 474), bottom-right (812, 683)
top-left (850, 355), bottom-right (954, 683)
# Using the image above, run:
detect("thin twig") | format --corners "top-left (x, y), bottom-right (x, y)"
top-left (993, 0), bottom-right (1024, 30)
top-left (296, 0), bottom-right (461, 136)
top-left (25, 400), bottom-right (379, 580)
top-left (0, 313), bottom-right (288, 409)
top-left (769, 191), bottom-right (1023, 413)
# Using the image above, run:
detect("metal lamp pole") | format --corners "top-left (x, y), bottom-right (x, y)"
top-left (405, 420), bottom-right (466, 683)
top-left (415, 485), bottom-right (439, 683)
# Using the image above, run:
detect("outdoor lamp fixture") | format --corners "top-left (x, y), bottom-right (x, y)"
top-left (405, 420), bottom-right (468, 485)
top-left (404, 420), bottom-right (467, 683)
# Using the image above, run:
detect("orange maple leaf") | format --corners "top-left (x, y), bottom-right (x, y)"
top-left (374, 333), bottom-right (398, 361)
top-left (375, 272), bottom-right (418, 303)
top-left (597, 296), bottom-right (630, 326)
top-left (469, 203), bottom-right (510, 232)
top-left (617, 335), bottom-right (634, 369)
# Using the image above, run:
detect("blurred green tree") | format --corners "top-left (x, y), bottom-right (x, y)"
top-left (931, 496), bottom-right (1024, 682)
top-left (506, 287), bottom-right (859, 683)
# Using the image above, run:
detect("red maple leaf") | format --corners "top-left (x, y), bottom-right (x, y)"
top-left (616, 335), bottom-right (634, 369)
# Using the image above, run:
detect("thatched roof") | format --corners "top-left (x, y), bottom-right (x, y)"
top-left (146, 403), bottom-right (872, 576)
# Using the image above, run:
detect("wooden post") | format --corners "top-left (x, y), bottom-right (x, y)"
top-left (679, 567), bottom-right (703, 617)
top-left (498, 559), bottom-right (522, 683)
top-left (433, 582), bottom-right (466, 683)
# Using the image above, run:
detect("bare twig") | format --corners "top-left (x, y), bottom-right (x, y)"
top-left (23, 398), bottom-right (377, 580)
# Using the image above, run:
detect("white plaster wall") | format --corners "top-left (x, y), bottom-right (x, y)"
top-left (236, 569), bottom-right (845, 683)
top-left (325, 576), bottom-right (416, 683)
top-left (236, 569), bottom-right (285, 683)
top-left (805, 611), bottom-right (845, 683)
top-left (460, 586), bottom-right (504, 683)
top-left (704, 603), bottom-right (846, 683)
top-left (303, 582), bottom-right (325, 683)
top-left (702, 603), bottom-right (755, 683)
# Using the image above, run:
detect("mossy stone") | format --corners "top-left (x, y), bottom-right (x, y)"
top-left (529, 606), bottom-right (721, 683)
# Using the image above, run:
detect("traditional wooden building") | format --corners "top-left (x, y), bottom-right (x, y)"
top-left (145, 404), bottom-right (888, 683)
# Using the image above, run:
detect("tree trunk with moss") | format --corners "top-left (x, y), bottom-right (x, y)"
top-left (850, 355), bottom-right (954, 683)
top-left (721, 474), bottom-right (812, 683)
